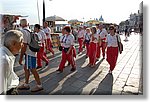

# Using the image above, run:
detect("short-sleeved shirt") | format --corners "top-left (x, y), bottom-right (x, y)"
top-left (77, 30), bottom-right (85, 38)
top-left (90, 33), bottom-right (99, 43)
top-left (84, 33), bottom-right (91, 40)
top-left (43, 27), bottom-right (51, 39)
top-left (20, 28), bottom-right (36, 57)
top-left (63, 34), bottom-right (74, 48)
top-left (60, 34), bottom-right (66, 47)
top-left (37, 30), bottom-right (46, 44)
top-left (106, 34), bottom-right (121, 47)
top-left (97, 28), bottom-right (108, 39)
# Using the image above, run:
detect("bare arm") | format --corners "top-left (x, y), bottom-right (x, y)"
top-left (19, 43), bottom-right (27, 65)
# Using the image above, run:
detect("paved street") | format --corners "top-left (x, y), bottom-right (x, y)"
top-left (14, 33), bottom-right (143, 95)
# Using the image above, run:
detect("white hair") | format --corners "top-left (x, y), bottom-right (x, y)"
top-left (3, 30), bottom-right (23, 48)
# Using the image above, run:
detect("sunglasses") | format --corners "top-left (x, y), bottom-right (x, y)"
top-left (109, 28), bottom-right (114, 30)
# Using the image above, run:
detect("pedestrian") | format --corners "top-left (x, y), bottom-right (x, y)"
top-left (18, 19), bottom-right (43, 92)
top-left (88, 27), bottom-right (99, 68)
top-left (0, 30), bottom-right (23, 95)
top-left (34, 24), bottom-right (49, 69)
top-left (57, 26), bottom-right (76, 72)
top-left (43, 21), bottom-right (54, 56)
top-left (77, 26), bottom-right (85, 54)
top-left (124, 26), bottom-right (128, 41)
top-left (83, 28), bottom-right (91, 58)
top-left (97, 24), bottom-right (108, 59)
top-left (106, 25), bottom-right (122, 73)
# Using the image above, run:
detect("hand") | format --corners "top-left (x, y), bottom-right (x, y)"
top-left (19, 58), bottom-right (23, 65)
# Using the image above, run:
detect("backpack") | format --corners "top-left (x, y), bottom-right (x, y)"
top-left (24, 29), bottom-right (41, 52)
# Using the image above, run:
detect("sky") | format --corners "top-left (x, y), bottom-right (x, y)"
top-left (1, 0), bottom-right (143, 25)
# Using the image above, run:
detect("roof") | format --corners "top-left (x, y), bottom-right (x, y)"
top-left (45, 15), bottom-right (65, 21)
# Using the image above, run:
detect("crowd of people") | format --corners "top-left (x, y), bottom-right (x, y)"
top-left (0, 18), bottom-right (123, 95)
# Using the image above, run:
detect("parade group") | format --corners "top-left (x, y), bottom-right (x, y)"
top-left (0, 18), bottom-right (123, 95)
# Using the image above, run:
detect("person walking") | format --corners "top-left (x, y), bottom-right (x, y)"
top-left (77, 26), bottom-right (85, 54)
top-left (97, 24), bottom-right (108, 59)
top-left (106, 25), bottom-right (122, 73)
top-left (43, 21), bottom-right (54, 56)
top-left (57, 26), bottom-right (76, 72)
top-left (18, 19), bottom-right (43, 92)
top-left (83, 28), bottom-right (91, 58)
top-left (34, 24), bottom-right (49, 69)
top-left (0, 30), bottom-right (23, 95)
top-left (88, 27), bottom-right (99, 68)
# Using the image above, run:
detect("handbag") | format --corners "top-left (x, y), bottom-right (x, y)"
top-left (116, 35), bottom-right (123, 54)
top-left (59, 46), bottom-right (63, 51)
top-left (63, 48), bottom-right (70, 53)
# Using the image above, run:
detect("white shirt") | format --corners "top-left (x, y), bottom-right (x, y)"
top-left (84, 32), bottom-right (91, 40)
top-left (37, 30), bottom-right (46, 44)
top-left (90, 33), bottom-right (99, 43)
top-left (21, 28), bottom-right (36, 57)
top-left (0, 46), bottom-right (19, 94)
top-left (63, 34), bottom-right (75, 48)
top-left (77, 29), bottom-right (85, 38)
top-left (43, 27), bottom-right (51, 39)
top-left (60, 34), bottom-right (66, 47)
top-left (97, 28), bottom-right (108, 39)
top-left (106, 34), bottom-right (121, 47)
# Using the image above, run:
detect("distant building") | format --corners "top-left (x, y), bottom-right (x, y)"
top-left (119, 2), bottom-right (143, 33)
top-left (99, 15), bottom-right (104, 22)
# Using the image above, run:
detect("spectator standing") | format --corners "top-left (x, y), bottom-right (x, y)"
top-left (0, 30), bottom-right (23, 95)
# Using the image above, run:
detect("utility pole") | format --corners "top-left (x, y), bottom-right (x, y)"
top-left (43, 0), bottom-right (45, 23)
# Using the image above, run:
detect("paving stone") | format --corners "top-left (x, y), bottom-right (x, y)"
top-left (15, 34), bottom-right (142, 95)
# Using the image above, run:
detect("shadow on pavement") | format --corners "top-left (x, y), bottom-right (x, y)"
top-left (51, 58), bottom-right (105, 95)
top-left (92, 73), bottom-right (114, 95)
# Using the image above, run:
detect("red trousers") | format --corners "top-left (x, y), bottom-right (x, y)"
top-left (106, 47), bottom-right (118, 71)
top-left (89, 42), bottom-right (97, 65)
top-left (73, 46), bottom-right (76, 58)
top-left (59, 48), bottom-right (76, 71)
top-left (47, 38), bottom-right (54, 55)
top-left (96, 44), bottom-right (101, 59)
top-left (101, 41), bottom-right (106, 58)
top-left (78, 37), bottom-right (84, 53)
top-left (85, 43), bottom-right (90, 56)
top-left (37, 45), bottom-right (49, 67)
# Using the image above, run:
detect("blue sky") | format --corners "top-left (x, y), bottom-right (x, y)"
top-left (1, 0), bottom-right (142, 25)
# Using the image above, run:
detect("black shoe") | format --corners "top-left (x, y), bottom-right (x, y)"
top-left (85, 55), bottom-right (88, 58)
top-left (37, 66), bottom-right (42, 69)
top-left (70, 68), bottom-right (76, 72)
top-left (56, 69), bottom-right (63, 73)
top-left (45, 63), bottom-right (49, 67)
top-left (67, 62), bottom-right (70, 66)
